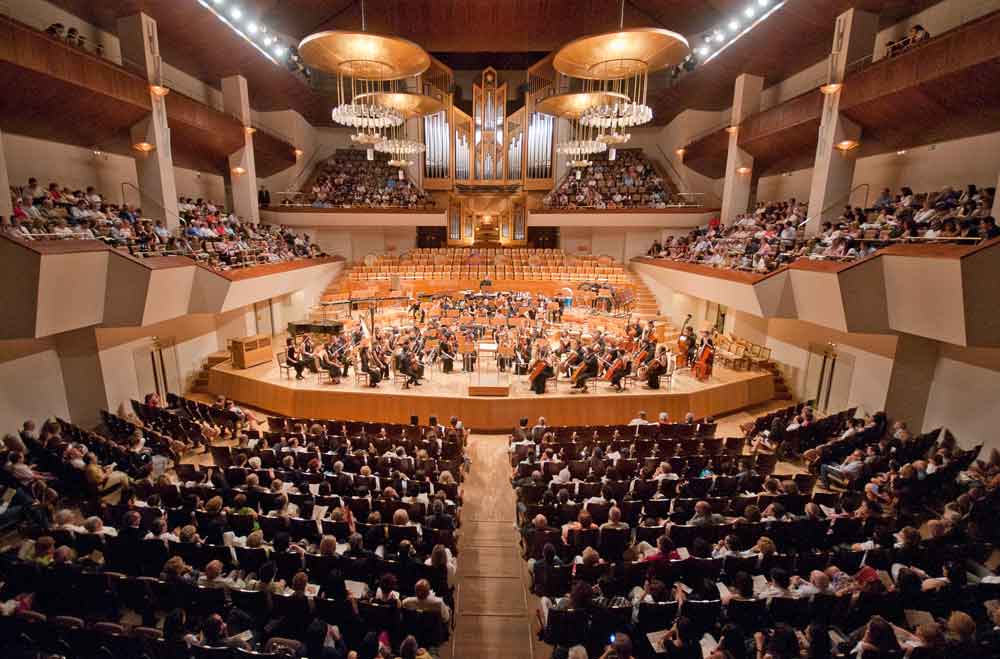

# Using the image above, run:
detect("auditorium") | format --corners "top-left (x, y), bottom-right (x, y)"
top-left (1, 0), bottom-right (1000, 657)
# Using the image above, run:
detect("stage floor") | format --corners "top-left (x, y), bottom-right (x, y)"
top-left (208, 356), bottom-right (775, 431)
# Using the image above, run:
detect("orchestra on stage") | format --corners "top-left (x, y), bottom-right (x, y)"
top-left (281, 287), bottom-right (717, 395)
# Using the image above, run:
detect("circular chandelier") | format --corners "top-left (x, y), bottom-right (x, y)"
top-left (549, 1), bottom-right (689, 135)
top-left (298, 0), bottom-right (432, 134)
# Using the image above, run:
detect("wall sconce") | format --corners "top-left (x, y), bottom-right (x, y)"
top-left (835, 139), bottom-right (859, 152)
top-left (132, 142), bottom-right (156, 153)
top-left (245, 126), bottom-right (257, 135)
top-left (294, 148), bottom-right (304, 158)
top-left (725, 125), bottom-right (739, 134)
top-left (819, 82), bottom-right (843, 95)
top-left (150, 84), bottom-right (170, 97)
top-left (231, 166), bottom-right (247, 175)
top-left (737, 166), bottom-right (752, 175)
top-left (675, 148), bottom-right (685, 158)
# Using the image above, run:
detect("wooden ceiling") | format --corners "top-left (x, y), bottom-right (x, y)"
top-left (50, 1), bottom-right (939, 126)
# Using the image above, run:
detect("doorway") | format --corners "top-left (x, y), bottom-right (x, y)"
top-left (803, 343), bottom-right (855, 413)
top-left (254, 300), bottom-right (274, 336)
top-left (133, 338), bottom-right (182, 401)
top-left (473, 214), bottom-right (501, 246)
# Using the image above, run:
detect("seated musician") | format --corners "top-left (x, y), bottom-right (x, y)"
top-left (300, 335), bottom-right (318, 373)
top-left (358, 340), bottom-right (382, 387)
top-left (606, 346), bottom-right (629, 392)
top-left (440, 337), bottom-right (456, 373)
top-left (399, 346), bottom-right (423, 388)
top-left (571, 346), bottom-right (599, 391)
top-left (514, 341), bottom-right (531, 375)
top-left (643, 346), bottom-right (670, 390)
top-left (284, 337), bottom-right (306, 380)
top-left (529, 353), bottom-right (554, 395)
top-left (317, 342), bottom-right (342, 384)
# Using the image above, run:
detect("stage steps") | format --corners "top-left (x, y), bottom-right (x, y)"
top-left (623, 272), bottom-right (663, 322)
top-left (191, 350), bottom-right (231, 393)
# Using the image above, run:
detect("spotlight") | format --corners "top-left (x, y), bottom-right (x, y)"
top-left (273, 45), bottom-right (287, 57)
top-left (696, 46), bottom-right (710, 56)
top-left (758, 0), bottom-right (770, 5)
top-left (714, 32), bottom-right (725, 43)
top-left (229, 6), bottom-right (242, 20)
top-left (745, 6), bottom-right (756, 18)
top-left (263, 36), bottom-right (274, 46)
top-left (728, 20), bottom-right (740, 32)
top-left (246, 22), bottom-right (258, 34)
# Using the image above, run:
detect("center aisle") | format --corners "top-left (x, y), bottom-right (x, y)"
top-left (441, 434), bottom-right (547, 659)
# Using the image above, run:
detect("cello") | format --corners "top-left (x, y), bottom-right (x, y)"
top-left (692, 341), bottom-right (714, 381)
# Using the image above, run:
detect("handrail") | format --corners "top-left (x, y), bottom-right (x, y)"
top-left (655, 144), bottom-right (722, 208)
top-left (797, 184), bottom-right (870, 228)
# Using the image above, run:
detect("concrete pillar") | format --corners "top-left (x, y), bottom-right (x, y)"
top-left (118, 13), bottom-right (181, 230)
top-left (0, 128), bottom-right (12, 220)
top-left (883, 333), bottom-right (940, 431)
top-left (55, 328), bottom-right (111, 428)
top-left (804, 9), bottom-right (879, 236)
top-left (720, 74), bottom-right (763, 224)
top-left (222, 75), bottom-right (260, 223)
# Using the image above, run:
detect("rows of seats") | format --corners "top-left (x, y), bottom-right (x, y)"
top-left (511, 407), bottom-right (997, 658)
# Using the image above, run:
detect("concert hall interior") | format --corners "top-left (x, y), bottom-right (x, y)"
top-left (1, 1), bottom-right (1000, 658)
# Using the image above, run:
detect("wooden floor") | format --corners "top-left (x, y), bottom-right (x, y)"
top-left (207, 357), bottom-right (775, 431)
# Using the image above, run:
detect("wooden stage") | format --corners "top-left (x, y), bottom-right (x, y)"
top-left (207, 357), bottom-right (775, 431)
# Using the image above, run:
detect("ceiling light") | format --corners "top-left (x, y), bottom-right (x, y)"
top-left (229, 7), bottom-right (242, 20)
top-left (896, 149), bottom-right (907, 156)
top-left (273, 46), bottom-right (287, 57)
top-left (696, 46), bottom-right (710, 56)
top-left (745, 7), bottom-right (756, 18)
top-left (835, 139), bottom-right (860, 151)
top-left (758, 0), bottom-right (770, 5)
top-left (263, 36), bottom-right (274, 46)
top-left (212, 0), bottom-right (224, 4)
top-left (246, 22), bottom-right (259, 35)
top-left (133, 142), bottom-right (156, 153)
top-left (728, 20), bottom-right (740, 32)
top-left (713, 32), bottom-right (725, 43)
top-left (820, 82), bottom-right (842, 94)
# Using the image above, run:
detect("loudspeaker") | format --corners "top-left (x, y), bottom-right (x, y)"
top-left (410, 415), bottom-right (419, 426)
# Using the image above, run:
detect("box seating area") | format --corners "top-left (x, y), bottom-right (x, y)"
top-left (512, 408), bottom-right (996, 659)
top-left (348, 248), bottom-right (628, 283)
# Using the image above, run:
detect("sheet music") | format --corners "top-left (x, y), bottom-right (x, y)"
top-left (646, 629), bottom-right (669, 654)
top-left (700, 633), bottom-right (719, 658)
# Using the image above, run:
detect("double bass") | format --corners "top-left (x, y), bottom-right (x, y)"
top-left (676, 314), bottom-right (693, 368)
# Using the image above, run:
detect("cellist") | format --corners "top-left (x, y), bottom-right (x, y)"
top-left (692, 331), bottom-right (715, 381)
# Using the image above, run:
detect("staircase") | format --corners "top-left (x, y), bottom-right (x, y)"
top-left (191, 350), bottom-right (231, 393)
top-left (624, 271), bottom-right (666, 322)
top-left (759, 361), bottom-right (794, 400)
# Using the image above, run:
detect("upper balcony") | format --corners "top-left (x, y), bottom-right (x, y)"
top-left (633, 237), bottom-right (1000, 348)
top-left (0, 15), bottom-right (296, 177)
top-left (0, 235), bottom-right (343, 340)
top-left (679, 10), bottom-right (1000, 178)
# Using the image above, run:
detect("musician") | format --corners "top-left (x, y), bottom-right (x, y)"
top-left (399, 347), bottom-right (422, 388)
top-left (284, 337), bottom-right (306, 380)
top-left (529, 356), bottom-right (554, 395)
top-left (462, 334), bottom-right (476, 372)
top-left (318, 343), bottom-right (343, 384)
top-left (440, 337), bottom-right (456, 373)
top-left (514, 340), bottom-right (531, 375)
top-left (359, 341), bottom-right (382, 387)
top-left (693, 331), bottom-right (715, 381)
top-left (301, 335), bottom-right (319, 373)
top-left (571, 346), bottom-right (599, 391)
top-left (643, 346), bottom-right (670, 390)
top-left (679, 325), bottom-right (697, 366)
top-left (605, 346), bottom-right (629, 392)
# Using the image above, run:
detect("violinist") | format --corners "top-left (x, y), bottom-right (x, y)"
top-left (359, 340), bottom-right (382, 387)
top-left (285, 336), bottom-right (307, 380)
top-left (301, 335), bottom-right (319, 373)
top-left (318, 340), bottom-right (343, 384)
